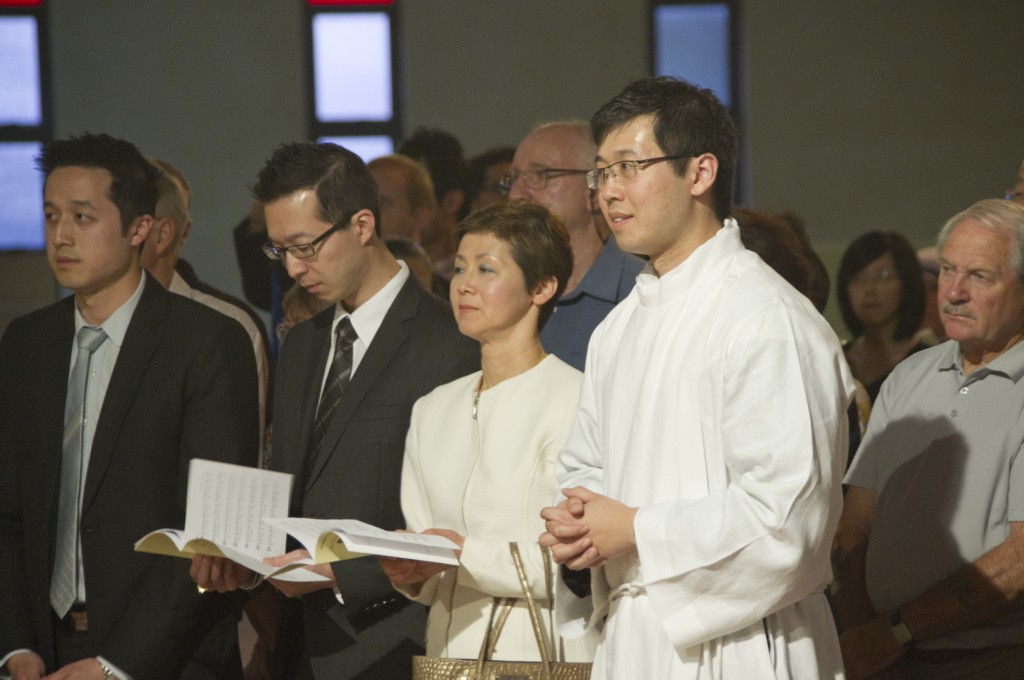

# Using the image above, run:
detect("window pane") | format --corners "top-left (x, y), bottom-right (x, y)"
top-left (312, 12), bottom-right (392, 122)
top-left (318, 135), bottom-right (394, 162)
top-left (654, 4), bottom-right (732, 108)
top-left (0, 142), bottom-right (44, 250)
top-left (0, 16), bottom-right (42, 126)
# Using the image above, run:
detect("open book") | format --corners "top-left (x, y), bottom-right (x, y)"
top-left (264, 517), bottom-right (461, 566)
top-left (134, 459), bottom-right (326, 582)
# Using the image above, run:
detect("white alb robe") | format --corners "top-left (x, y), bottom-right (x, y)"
top-left (556, 221), bottom-right (854, 679)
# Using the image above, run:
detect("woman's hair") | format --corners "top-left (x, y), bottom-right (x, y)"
top-left (837, 231), bottom-right (924, 339)
top-left (455, 202), bottom-right (573, 329)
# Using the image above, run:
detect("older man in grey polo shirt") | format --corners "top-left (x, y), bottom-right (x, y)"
top-left (832, 198), bottom-right (1024, 680)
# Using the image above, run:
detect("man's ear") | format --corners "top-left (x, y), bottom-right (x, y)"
top-left (352, 209), bottom-right (378, 244)
top-left (690, 153), bottom-right (719, 200)
top-left (129, 215), bottom-right (154, 249)
top-left (532, 275), bottom-right (559, 307)
top-left (145, 217), bottom-right (178, 256)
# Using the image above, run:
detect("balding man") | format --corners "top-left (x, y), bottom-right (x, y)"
top-left (505, 121), bottom-right (643, 370)
top-left (140, 158), bottom-right (269, 461)
top-left (834, 199), bottom-right (1024, 679)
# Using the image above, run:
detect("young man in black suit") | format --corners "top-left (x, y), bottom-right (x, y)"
top-left (192, 142), bottom-right (478, 679)
top-left (0, 134), bottom-right (259, 679)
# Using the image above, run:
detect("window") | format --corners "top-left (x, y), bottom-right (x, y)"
top-left (0, 1), bottom-right (50, 250)
top-left (305, 1), bottom-right (400, 161)
top-left (650, 1), bottom-right (738, 111)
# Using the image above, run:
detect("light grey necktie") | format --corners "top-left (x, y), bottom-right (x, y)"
top-left (51, 325), bottom-right (107, 618)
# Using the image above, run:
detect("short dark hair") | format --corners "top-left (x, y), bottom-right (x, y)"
top-left (252, 142), bottom-right (381, 236)
top-left (456, 202), bottom-right (573, 330)
top-left (464, 145), bottom-right (515, 217)
top-left (837, 231), bottom-right (925, 339)
top-left (397, 127), bottom-right (468, 203)
top-left (733, 208), bottom-right (813, 299)
top-left (591, 76), bottom-right (737, 220)
top-left (37, 133), bottom-right (159, 235)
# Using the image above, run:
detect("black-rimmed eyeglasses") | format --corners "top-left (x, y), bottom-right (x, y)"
top-left (586, 155), bottom-right (692, 190)
top-left (498, 167), bottom-right (589, 195)
top-left (262, 212), bottom-right (354, 261)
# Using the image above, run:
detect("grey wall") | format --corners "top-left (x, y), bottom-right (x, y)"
top-left (3, 0), bottom-right (1021, 337)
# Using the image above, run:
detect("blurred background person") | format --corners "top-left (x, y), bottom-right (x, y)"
top-left (398, 127), bottom-right (468, 280)
top-left (915, 246), bottom-right (946, 346)
top-left (464, 146), bottom-right (514, 214)
top-left (368, 154), bottom-right (435, 244)
top-left (381, 202), bottom-right (597, 663)
top-left (837, 231), bottom-right (927, 404)
top-left (385, 237), bottom-right (436, 295)
top-left (1006, 158), bottom-right (1024, 204)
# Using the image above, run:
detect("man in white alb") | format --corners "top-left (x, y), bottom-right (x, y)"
top-left (539, 76), bottom-right (855, 679)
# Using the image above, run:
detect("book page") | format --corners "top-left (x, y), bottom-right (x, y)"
top-left (264, 517), bottom-right (460, 565)
top-left (184, 458), bottom-right (293, 555)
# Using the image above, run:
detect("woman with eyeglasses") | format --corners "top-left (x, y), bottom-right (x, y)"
top-left (837, 231), bottom-right (928, 405)
top-left (380, 201), bottom-right (598, 663)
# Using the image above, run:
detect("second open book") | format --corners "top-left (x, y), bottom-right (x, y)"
top-left (134, 459), bottom-right (459, 582)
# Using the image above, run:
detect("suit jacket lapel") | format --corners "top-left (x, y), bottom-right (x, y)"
top-left (81, 276), bottom-right (166, 513)
top-left (304, 279), bottom-right (421, 491)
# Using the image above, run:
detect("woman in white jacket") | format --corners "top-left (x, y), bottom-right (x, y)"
top-left (381, 201), bottom-right (597, 662)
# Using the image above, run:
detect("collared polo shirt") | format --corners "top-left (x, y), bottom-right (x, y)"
top-left (540, 237), bottom-right (644, 371)
top-left (846, 339), bottom-right (1024, 650)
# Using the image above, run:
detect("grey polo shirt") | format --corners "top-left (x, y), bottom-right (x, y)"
top-left (846, 339), bottom-right (1024, 650)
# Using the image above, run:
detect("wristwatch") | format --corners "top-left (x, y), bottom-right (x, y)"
top-left (97, 659), bottom-right (115, 679)
top-left (889, 607), bottom-right (913, 646)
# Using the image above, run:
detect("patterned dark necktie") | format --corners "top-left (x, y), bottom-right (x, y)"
top-left (310, 317), bottom-right (357, 453)
top-left (51, 325), bottom-right (107, 617)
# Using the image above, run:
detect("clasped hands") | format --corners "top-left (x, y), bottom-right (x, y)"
top-left (539, 486), bottom-right (638, 569)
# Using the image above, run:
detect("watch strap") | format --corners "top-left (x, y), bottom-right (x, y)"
top-left (890, 607), bottom-right (912, 646)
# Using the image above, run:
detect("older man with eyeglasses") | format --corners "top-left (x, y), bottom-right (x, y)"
top-left (503, 121), bottom-right (644, 371)
top-left (192, 141), bottom-right (478, 680)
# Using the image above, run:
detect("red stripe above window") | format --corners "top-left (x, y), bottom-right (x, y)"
top-left (0, 0), bottom-right (43, 6)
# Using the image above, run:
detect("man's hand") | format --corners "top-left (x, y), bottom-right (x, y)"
top-left (7, 651), bottom-right (45, 680)
top-left (190, 554), bottom-right (253, 593)
top-left (839, 614), bottom-right (905, 680)
top-left (540, 487), bottom-right (637, 570)
top-left (540, 495), bottom-right (594, 568)
top-left (41, 657), bottom-right (103, 680)
top-left (379, 528), bottom-right (462, 587)
top-left (264, 550), bottom-right (336, 599)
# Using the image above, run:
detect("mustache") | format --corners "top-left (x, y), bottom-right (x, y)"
top-left (943, 304), bottom-right (975, 319)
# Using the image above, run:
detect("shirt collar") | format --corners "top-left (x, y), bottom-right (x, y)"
top-left (74, 273), bottom-right (147, 348)
top-left (939, 338), bottom-right (1024, 383)
top-left (560, 236), bottom-right (632, 304)
top-left (330, 260), bottom-right (409, 348)
top-left (168, 271), bottom-right (193, 297)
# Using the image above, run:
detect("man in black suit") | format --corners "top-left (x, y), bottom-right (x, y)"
top-left (192, 142), bottom-right (478, 679)
top-left (0, 133), bottom-right (259, 680)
